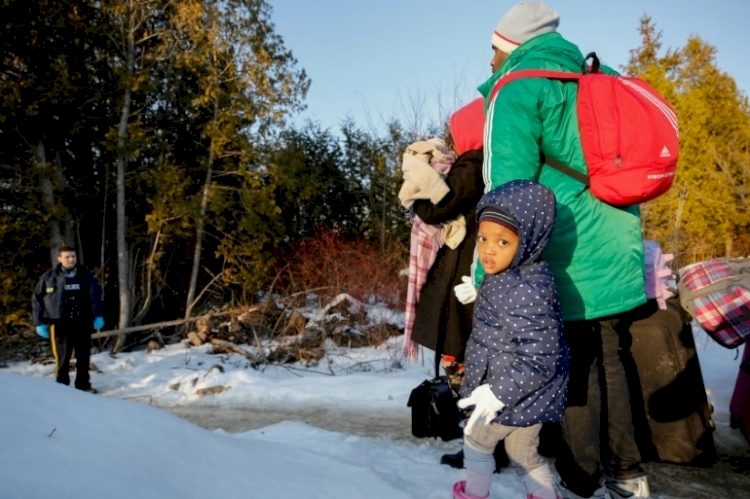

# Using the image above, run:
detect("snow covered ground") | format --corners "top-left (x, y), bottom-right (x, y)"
top-left (1, 314), bottom-right (748, 499)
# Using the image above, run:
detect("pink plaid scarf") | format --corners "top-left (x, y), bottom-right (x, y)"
top-left (403, 147), bottom-right (456, 361)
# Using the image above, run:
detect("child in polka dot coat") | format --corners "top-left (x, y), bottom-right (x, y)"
top-left (451, 180), bottom-right (569, 499)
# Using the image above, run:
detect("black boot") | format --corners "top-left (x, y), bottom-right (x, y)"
top-left (440, 449), bottom-right (464, 469)
top-left (440, 442), bottom-right (509, 473)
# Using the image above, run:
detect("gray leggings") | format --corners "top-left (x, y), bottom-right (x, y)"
top-left (464, 422), bottom-right (545, 477)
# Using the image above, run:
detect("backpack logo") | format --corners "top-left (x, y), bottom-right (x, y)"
top-left (660, 146), bottom-right (671, 158)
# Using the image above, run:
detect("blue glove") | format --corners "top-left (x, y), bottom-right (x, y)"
top-left (36, 325), bottom-right (50, 339)
top-left (93, 317), bottom-right (104, 330)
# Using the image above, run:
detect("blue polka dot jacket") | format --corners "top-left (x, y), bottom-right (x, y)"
top-left (461, 180), bottom-right (570, 427)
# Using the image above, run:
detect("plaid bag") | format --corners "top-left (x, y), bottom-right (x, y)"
top-left (678, 258), bottom-right (750, 348)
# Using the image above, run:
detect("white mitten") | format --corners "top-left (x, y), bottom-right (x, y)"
top-left (453, 275), bottom-right (478, 304)
top-left (457, 384), bottom-right (506, 435)
top-left (401, 154), bottom-right (449, 203)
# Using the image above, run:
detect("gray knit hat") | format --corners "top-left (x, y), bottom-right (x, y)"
top-left (492, 2), bottom-right (560, 53)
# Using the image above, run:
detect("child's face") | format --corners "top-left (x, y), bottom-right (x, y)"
top-left (477, 220), bottom-right (519, 275)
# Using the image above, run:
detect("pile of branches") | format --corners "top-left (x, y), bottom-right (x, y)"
top-left (184, 293), bottom-right (402, 367)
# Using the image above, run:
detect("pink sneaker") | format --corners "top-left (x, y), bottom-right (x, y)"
top-left (452, 481), bottom-right (489, 499)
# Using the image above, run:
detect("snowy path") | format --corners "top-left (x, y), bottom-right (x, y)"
top-left (166, 405), bottom-right (418, 441)
top-left (161, 403), bottom-right (750, 499)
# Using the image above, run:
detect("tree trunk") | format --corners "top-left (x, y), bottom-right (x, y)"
top-left (76, 217), bottom-right (84, 264)
top-left (113, 85), bottom-right (133, 352)
top-left (35, 141), bottom-right (62, 268)
top-left (133, 227), bottom-right (161, 326)
top-left (113, 16), bottom-right (137, 353)
top-left (100, 165), bottom-right (109, 295)
top-left (54, 152), bottom-right (74, 246)
top-left (185, 98), bottom-right (219, 320)
top-left (672, 187), bottom-right (687, 269)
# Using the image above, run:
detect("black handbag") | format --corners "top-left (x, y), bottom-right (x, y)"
top-left (406, 339), bottom-right (462, 441)
top-left (407, 375), bottom-right (462, 441)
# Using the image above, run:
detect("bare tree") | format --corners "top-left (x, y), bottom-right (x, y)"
top-left (173, 0), bottom-right (309, 319)
top-left (105, 0), bottom-right (173, 351)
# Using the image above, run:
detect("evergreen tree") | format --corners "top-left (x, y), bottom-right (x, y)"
top-left (625, 16), bottom-right (750, 262)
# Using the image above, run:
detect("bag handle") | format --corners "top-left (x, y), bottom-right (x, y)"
top-left (434, 319), bottom-right (445, 380)
top-left (583, 52), bottom-right (601, 74)
top-left (433, 342), bottom-right (441, 380)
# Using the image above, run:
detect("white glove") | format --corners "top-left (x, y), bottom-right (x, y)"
top-left (454, 275), bottom-right (478, 304)
top-left (457, 384), bottom-right (506, 435)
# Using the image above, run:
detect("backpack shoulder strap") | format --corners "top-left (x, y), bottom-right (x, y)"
top-left (489, 51), bottom-right (601, 101)
top-left (542, 155), bottom-right (590, 186)
top-left (489, 69), bottom-right (582, 102)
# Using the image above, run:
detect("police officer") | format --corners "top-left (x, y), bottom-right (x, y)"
top-left (32, 246), bottom-right (104, 392)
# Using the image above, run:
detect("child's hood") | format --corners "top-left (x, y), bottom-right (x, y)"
top-left (476, 180), bottom-right (557, 268)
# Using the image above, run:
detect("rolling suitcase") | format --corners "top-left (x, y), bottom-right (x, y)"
top-left (628, 299), bottom-right (717, 465)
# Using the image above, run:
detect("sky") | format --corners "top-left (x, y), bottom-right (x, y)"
top-left (1, 296), bottom-right (748, 499)
top-left (266, 0), bottom-right (750, 133)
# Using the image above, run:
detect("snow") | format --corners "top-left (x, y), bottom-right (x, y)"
top-left (0, 375), bottom-right (420, 499)
top-left (690, 322), bottom-right (745, 416)
top-left (0, 309), bottom-right (747, 499)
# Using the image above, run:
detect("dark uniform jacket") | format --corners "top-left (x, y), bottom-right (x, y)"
top-left (32, 264), bottom-right (103, 326)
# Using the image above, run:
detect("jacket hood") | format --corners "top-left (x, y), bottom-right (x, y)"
top-left (476, 180), bottom-right (556, 268)
top-left (449, 98), bottom-right (485, 155)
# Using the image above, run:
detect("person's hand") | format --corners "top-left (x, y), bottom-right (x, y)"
top-left (454, 276), bottom-right (478, 304)
top-left (93, 317), bottom-right (104, 330)
top-left (36, 325), bottom-right (49, 339)
top-left (457, 384), bottom-right (505, 435)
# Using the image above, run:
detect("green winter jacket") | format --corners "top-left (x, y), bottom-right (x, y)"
top-left (476, 32), bottom-right (646, 321)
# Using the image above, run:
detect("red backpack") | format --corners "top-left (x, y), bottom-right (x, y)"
top-left (490, 53), bottom-right (679, 206)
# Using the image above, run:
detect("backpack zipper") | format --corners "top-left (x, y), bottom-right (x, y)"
top-left (613, 77), bottom-right (622, 168)
top-left (587, 77), bottom-right (606, 165)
